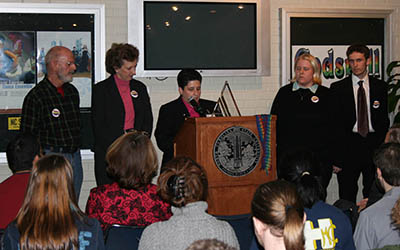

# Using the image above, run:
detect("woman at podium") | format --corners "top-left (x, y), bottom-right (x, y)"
top-left (155, 69), bottom-right (216, 168)
top-left (271, 53), bottom-right (333, 189)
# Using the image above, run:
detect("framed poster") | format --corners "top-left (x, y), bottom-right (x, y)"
top-left (0, 3), bottom-right (105, 110)
top-left (280, 8), bottom-right (393, 87)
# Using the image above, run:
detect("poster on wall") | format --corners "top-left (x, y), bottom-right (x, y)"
top-left (0, 31), bottom-right (35, 110)
top-left (291, 45), bottom-right (382, 87)
top-left (37, 31), bottom-right (92, 108)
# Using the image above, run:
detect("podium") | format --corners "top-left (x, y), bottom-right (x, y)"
top-left (174, 115), bottom-right (276, 215)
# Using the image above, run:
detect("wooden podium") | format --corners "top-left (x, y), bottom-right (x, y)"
top-left (174, 115), bottom-right (276, 215)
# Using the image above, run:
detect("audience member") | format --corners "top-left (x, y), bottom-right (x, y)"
top-left (354, 143), bottom-right (400, 249)
top-left (0, 133), bottom-right (40, 229)
top-left (155, 69), bottom-right (217, 168)
top-left (366, 123), bottom-right (400, 208)
top-left (280, 150), bottom-right (355, 250)
top-left (138, 157), bottom-right (239, 250)
top-left (2, 154), bottom-right (104, 249)
top-left (251, 180), bottom-right (305, 250)
top-left (330, 44), bottom-right (389, 203)
top-left (86, 131), bottom-right (171, 231)
top-left (186, 239), bottom-right (237, 250)
top-left (20, 46), bottom-right (83, 200)
top-left (271, 53), bottom-right (333, 190)
top-left (92, 43), bottom-right (153, 186)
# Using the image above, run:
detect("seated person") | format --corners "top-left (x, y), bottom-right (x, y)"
top-left (279, 150), bottom-right (355, 250)
top-left (0, 133), bottom-right (40, 229)
top-left (186, 239), bottom-right (237, 250)
top-left (138, 157), bottom-right (239, 250)
top-left (85, 131), bottom-right (172, 231)
top-left (251, 180), bottom-right (305, 250)
top-left (3, 154), bottom-right (104, 249)
top-left (354, 143), bottom-right (400, 249)
top-left (155, 69), bottom-right (217, 167)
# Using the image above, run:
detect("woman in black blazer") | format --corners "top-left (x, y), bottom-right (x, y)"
top-left (92, 43), bottom-right (153, 186)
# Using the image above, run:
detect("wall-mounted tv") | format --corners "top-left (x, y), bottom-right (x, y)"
top-left (128, 0), bottom-right (270, 77)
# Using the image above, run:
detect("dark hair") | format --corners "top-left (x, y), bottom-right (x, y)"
top-left (105, 43), bottom-right (139, 74)
top-left (106, 131), bottom-right (158, 189)
top-left (251, 180), bottom-right (305, 250)
top-left (177, 69), bottom-right (202, 89)
top-left (386, 123), bottom-right (400, 143)
top-left (279, 150), bottom-right (326, 208)
top-left (6, 133), bottom-right (40, 173)
top-left (373, 143), bottom-right (400, 186)
top-left (346, 44), bottom-right (370, 60)
top-left (157, 157), bottom-right (208, 207)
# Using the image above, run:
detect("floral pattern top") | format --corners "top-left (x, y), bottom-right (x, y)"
top-left (85, 182), bottom-right (172, 231)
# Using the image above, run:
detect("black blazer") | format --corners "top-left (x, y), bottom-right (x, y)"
top-left (330, 76), bottom-right (389, 167)
top-left (91, 75), bottom-right (153, 184)
top-left (155, 96), bottom-right (216, 166)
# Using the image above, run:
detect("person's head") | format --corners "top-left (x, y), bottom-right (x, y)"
top-left (45, 46), bottom-right (76, 86)
top-left (373, 143), bottom-right (400, 188)
top-left (186, 239), bottom-right (237, 250)
top-left (391, 197), bottom-right (400, 229)
top-left (16, 154), bottom-right (82, 249)
top-left (251, 180), bottom-right (305, 250)
top-left (346, 44), bottom-right (370, 79)
top-left (177, 69), bottom-right (202, 103)
top-left (279, 149), bottom-right (326, 208)
top-left (158, 157), bottom-right (208, 207)
top-left (292, 53), bottom-right (321, 87)
top-left (105, 43), bottom-right (139, 81)
top-left (385, 123), bottom-right (400, 143)
top-left (106, 131), bottom-right (158, 189)
top-left (6, 133), bottom-right (40, 173)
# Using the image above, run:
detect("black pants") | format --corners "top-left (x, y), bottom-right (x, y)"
top-left (337, 133), bottom-right (376, 203)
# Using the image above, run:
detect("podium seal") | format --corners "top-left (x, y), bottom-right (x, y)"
top-left (213, 126), bottom-right (261, 177)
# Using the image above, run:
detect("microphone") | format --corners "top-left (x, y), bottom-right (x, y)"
top-left (188, 96), bottom-right (206, 117)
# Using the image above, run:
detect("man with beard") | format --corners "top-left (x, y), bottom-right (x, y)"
top-left (20, 46), bottom-right (82, 199)
top-left (354, 143), bottom-right (400, 249)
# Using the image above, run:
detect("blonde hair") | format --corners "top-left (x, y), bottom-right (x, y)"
top-left (291, 53), bottom-right (322, 85)
top-left (16, 154), bottom-right (83, 250)
top-left (251, 180), bottom-right (305, 250)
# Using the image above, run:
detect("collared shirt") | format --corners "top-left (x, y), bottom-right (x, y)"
top-left (182, 97), bottom-right (200, 118)
top-left (292, 81), bottom-right (319, 94)
top-left (21, 77), bottom-right (81, 151)
top-left (351, 74), bottom-right (375, 132)
top-left (114, 75), bottom-right (135, 131)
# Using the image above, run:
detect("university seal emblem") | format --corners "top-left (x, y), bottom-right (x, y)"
top-left (213, 126), bottom-right (261, 177)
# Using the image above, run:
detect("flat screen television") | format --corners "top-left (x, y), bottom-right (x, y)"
top-left (128, 0), bottom-right (270, 77)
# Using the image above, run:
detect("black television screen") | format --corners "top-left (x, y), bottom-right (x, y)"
top-left (143, 2), bottom-right (256, 70)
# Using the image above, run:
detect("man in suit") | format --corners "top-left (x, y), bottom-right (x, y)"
top-left (155, 69), bottom-right (216, 168)
top-left (330, 44), bottom-right (389, 203)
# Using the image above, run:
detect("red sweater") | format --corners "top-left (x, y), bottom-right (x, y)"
top-left (0, 172), bottom-right (30, 229)
top-left (85, 182), bottom-right (172, 231)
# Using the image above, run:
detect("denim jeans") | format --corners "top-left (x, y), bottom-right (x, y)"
top-left (43, 148), bottom-right (83, 201)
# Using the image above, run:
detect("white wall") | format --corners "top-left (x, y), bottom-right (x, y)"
top-left (1, 0), bottom-right (399, 208)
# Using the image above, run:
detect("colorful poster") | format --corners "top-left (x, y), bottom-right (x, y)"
top-left (291, 45), bottom-right (382, 87)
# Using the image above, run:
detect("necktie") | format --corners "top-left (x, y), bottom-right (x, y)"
top-left (357, 80), bottom-right (369, 137)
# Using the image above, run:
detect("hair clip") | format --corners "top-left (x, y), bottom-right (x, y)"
top-left (167, 175), bottom-right (185, 199)
top-left (301, 171), bottom-right (310, 177)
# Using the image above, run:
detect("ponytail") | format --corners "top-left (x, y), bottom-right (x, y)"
top-left (284, 206), bottom-right (305, 250)
top-left (252, 180), bottom-right (305, 250)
